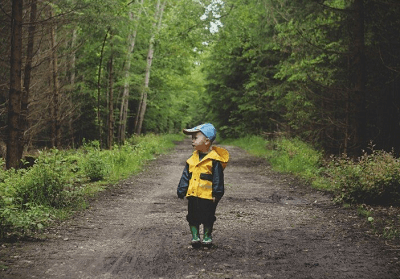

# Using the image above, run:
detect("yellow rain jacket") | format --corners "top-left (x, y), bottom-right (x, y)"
top-left (177, 146), bottom-right (229, 200)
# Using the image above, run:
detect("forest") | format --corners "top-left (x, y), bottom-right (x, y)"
top-left (1, 0), bottom-right (400, 237)
top-left (2, 0), bottom-right (400, 167)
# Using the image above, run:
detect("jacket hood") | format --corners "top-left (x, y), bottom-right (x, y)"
top-left (188, 146), bottom-right (229, 169)
top-left (208, 146), bottom-right (229, 164)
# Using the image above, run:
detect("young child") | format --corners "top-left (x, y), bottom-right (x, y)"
top-left (177, 123), bottom-right (229, 248)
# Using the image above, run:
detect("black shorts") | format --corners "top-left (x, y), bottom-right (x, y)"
top-left (186, 197), bottom-right (219, 226)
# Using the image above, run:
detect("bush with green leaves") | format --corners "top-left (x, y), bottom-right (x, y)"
top-left (13, 149), bottom-right (71, 208)
top-left (327, 149), bottom-right (400, 205)
top-left (82, 152), bottom-right (109, 182)
top-left (0, 204), bottom-right (55, 236)
top-left (0, 149), bottom-right (73, 236)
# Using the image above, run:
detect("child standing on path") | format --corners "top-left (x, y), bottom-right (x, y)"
top-left (177, 123), bottom-right (229, 248)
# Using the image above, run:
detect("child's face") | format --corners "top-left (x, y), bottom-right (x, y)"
top-left (191, 132), bottom-right (211, 153)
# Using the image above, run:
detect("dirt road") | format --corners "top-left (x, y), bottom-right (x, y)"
top-left (1, 139), bottom-right (400, 278)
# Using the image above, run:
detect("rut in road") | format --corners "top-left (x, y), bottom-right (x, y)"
top-left (1, 139), bottom-right (400, 278)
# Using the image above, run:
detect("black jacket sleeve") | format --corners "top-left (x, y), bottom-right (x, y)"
top-left (212, 160), bottom-right (224, 200)
top-left (177, 163), bottom-right (191, 199)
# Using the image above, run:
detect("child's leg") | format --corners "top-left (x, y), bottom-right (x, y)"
top-left (186, 197), bottom-right (202, 227)
top-left (197, 198), bottom-right (218, 225)
top-left (198, 198), bottom-right (219, 246)
top-left (186, 197), bottom-right (201, 247)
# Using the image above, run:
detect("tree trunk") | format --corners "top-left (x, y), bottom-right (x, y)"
top-left (118, 1), bottom-right (143, 144)
top-left (351, 0), bottom-right (366, 154)
top-left (70, 29), bottom-right (77, 86)
top-left (107, 41), bottom-right (114, 149)
top-left (69, 28), bottom-right (77, 148)
top-left (97, 29), bottom-right (110, 148)
top-left (20, 0), bottom-right (37, 159)
top-left (7, 0), bottom-right (23, 169)
top-left (134, 0), bottom-right (165, 135)
top-left (50, 7), bottom-right (61, 148)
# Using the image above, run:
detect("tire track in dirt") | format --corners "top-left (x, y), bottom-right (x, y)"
top-left (1, 139), bottom-right (400, 278)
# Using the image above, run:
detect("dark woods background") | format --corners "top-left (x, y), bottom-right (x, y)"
top-left (1, 0), bottom-right (400, 169)
top-left (203, 0), bottom-right (400, 157)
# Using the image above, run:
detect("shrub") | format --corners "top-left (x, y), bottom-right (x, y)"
top-left (79, 140), bottom-right (109, 182)
top-left (0, 204), bottom-right (54, 236)
top-left (327, 149), bottom-right (400, 205)
top-left (83, 152), bottom-right (108, 182)
top-left (13, 149), bottom-right (70, 208)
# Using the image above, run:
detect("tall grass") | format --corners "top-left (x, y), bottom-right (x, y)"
top-left (0, 133), bottom-right (183, 238)
top-left (223, 136), bottom-right (322, 182)
top-left (223, 135), bottom-right (270, 157)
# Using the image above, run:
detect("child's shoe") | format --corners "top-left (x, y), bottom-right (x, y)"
top-left (190, 225), bottom-right (201, 248)
top-left (202, 226), bottom-right (213, 247)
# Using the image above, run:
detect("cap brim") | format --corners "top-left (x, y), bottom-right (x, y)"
top-left (183, 128), bottom-right (200, 135)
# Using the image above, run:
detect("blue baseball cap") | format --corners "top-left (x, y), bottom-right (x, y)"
top-left (183, 123), bottom-right (217, 142)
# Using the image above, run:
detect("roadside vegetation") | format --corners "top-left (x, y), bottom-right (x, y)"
top-left (223, 136), bottom-right (400, 239)
top-left (0, 134), bottom-right (183, 239)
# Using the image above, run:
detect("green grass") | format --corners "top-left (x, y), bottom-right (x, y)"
top-left (223, 135), bottom-right (323, 184)
top-left (222, 135), bottom-right (270, 157)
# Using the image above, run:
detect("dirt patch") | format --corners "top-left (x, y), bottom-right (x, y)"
top-left (1, 139), bottom-right (400, 278)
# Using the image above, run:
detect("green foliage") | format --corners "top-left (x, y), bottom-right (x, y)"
top-left (326, 148), bottom-right (400, 205)
top-left (0, 204), bottom-right (56, 236)
top-left (266, 138), bottom-right (323, 181)
top-left (11, 149), bottom-right (72, 208)
top-left (223, 136), bottom-right (323, 182)
top-left (201, 0), bottom-right (400, 156)
top-left (223, 136), bottom-right (270, 157)
top-left (201, 0), bottom-right (285, 138)
top-left (81, 141), bottom-right (109, 182)
top-left (0, 134), bottom-right (182, 238)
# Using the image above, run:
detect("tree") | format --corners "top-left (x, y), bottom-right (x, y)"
top-left (134, 0), bottom-right (166, 135)
top-left (0, 0), bottom-right (227, 157)
top-left (49, 6), bottom-right (62, 148)
top-left (19, 0), bottom-right (38, 159)
top-left (119, 0), bottom-right (144, 143)
top-left (7, 0), bottom-right (23, 169)
top-left (107, 37), bottom-right (115, 149)
top-left (200, 0), bottom-right (400, 156)
top-left (96, 28), bottom-right (110, 147)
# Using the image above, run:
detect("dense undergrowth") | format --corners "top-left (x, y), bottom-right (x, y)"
top-left (223, 135), bottom-right (400, 239)
top-left (0, 134), bottom-right (183, 239)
